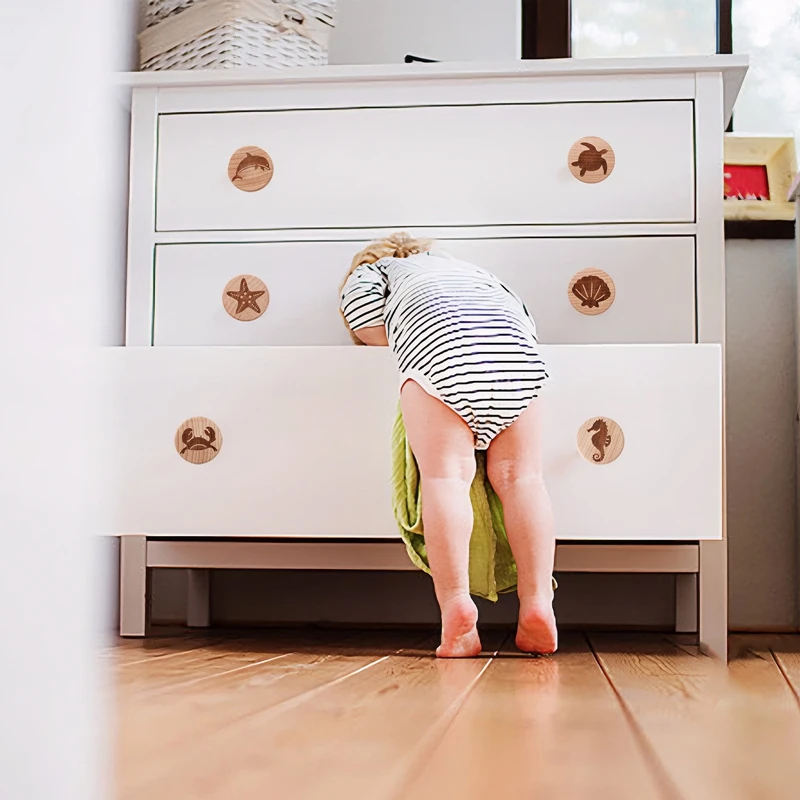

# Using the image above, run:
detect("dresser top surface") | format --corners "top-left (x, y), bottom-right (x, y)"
top-left (119, 55), bottom-right (748, 122)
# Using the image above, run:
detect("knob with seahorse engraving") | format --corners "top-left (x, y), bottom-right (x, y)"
top-left (577, 416), bottom-right (624, 465)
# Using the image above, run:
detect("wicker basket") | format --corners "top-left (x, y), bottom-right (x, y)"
top-left (139, 0), bottom-right (336, 71)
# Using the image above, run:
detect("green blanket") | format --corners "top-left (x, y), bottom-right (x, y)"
top-left (391, 404), bottom-right (519, 602)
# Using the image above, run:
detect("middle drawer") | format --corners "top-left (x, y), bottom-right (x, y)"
top-left (153, 236), bottom-right (695, 346)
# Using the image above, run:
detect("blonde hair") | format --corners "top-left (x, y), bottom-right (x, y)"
top-left (339, 232), bottom-right (433, 345)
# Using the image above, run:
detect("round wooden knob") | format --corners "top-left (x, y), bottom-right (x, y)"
top-left (228, 146), bottom-right (274, 192)
top-left (568, 268), bottom-right (615, 316)
top-left (222, 275), bottom-right (269, 321)
top-left (175, 417), bottom-right (223, 465)
top-left (568, 137), bottom-right (615, 184)
top-left (577, 417), bottom-right (624, 465)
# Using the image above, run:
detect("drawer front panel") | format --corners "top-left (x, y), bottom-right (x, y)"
top-left (153, 237), bottom-right (695, 346)
top-left (100, 345), bottom-right (721, 541)
top-left (155, 101), bottom-right (695, 231)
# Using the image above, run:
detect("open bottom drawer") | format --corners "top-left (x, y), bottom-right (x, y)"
top-left (99, 345), bottom-right (722, 541)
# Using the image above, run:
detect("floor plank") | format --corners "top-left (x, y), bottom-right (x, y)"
top-left (105, 628), bottom-right (202, 652)
top-left (116, 638), bottom-right (299, 695)
top-left (109, 636), bottom-right (219, 667)
top-left (590, 634), bottom-right (800, 800)
top-left (118, 631), bottom-right (432, 787)
top-left (769, 636), bottom-right (800, 706)
top-left (122, 632), bottom-right (504, 800)
top-left (115, 629), bottom-right (400, 695)
top-left (400, 633), bottom-right (663, 800)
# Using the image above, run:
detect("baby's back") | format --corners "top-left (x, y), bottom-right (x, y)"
top-left (381, 253), bottom-right (537, 359)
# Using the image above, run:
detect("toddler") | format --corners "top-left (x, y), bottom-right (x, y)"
top-left (340, 233), bottom-right (556, 657)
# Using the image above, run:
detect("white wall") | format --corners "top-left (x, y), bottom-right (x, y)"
top-left (726, 238), bottom-right (799, 629)
top-left (0, 5), bottom-right (109, 799)
top-left (328, 0), bottom-right (521, 65)
top-left (0, 2), bottom-right (139, 797)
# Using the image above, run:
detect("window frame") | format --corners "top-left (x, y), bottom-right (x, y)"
top-left (522, 1), bottom-right (733, 61)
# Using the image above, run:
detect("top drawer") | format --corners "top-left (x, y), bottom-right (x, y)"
top-left (155, 101), bottom-right (696, 231)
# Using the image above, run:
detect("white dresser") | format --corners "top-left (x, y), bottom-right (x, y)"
top-left (114, 56), bottom-right (748, 658)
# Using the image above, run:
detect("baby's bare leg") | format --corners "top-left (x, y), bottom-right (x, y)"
top-left (486, 399), bottom-right (557, 654)
top-left (400, 380), bottom-right (480, 658)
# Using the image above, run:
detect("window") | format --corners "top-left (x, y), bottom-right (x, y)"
top-left (572, 0), bottom-right (718, 58)
top-left (733, 0), bottom-right (800, 149)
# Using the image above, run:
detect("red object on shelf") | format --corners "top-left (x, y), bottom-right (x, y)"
top-left (723, 164), bottom-right (770, 201)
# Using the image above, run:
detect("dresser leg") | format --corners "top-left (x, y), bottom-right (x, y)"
top-left (119, 536), bottom-right (150, 638)
top-left (698, 540), bottom-right (728, 660)
top-left (675, 573), bottom-right (698, 633)
top-left (187, 569), bottom-right (211, 628)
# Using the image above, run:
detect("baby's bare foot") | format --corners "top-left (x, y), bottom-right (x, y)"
top-left (516, 598), bottom-right (558, 655)
top-left (437, 594), bottom-right (481, 658)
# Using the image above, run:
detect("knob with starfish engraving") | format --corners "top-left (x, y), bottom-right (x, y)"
top-left (222, 274), bottom-right (270, 321)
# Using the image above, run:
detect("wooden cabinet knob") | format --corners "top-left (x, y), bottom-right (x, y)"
top-left (568, 268), bottom-right (615, 315)
top-left (577, 417), bottom-right (624, 465)
top-left (175, 417), bottom-right (223, 465)
top-left (568, 137), bottom-right (615, 183)
top-left (222, 274), bottom-right (270, 321)
top-left (228, 146), bottom-right (274, 192)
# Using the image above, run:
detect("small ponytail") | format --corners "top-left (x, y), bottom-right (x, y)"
top-left (347, 231), bottom-right (433, 275)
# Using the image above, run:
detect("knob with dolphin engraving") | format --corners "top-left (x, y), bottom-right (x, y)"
top-left (228, 146), bottom-right (274, 192)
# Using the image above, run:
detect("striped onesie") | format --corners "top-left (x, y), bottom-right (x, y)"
top-left (340, 251), bottom-right (549, 449)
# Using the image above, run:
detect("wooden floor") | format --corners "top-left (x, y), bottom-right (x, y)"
top-left (113, 629), bottom-right (800, 800)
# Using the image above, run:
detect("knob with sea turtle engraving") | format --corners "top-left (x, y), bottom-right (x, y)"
top-left (568, 137), bottom-right (615, 184)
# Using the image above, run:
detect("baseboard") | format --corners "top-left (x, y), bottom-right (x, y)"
top-left (149, 620), bottom-right (680, 633)
top-left (729, 625), bottom-right (800, 634)
top-left (144, 620), bottom-right (800, 635)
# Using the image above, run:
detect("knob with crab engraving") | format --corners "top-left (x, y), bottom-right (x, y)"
top-left (175, 417), bottom-right (223, 465)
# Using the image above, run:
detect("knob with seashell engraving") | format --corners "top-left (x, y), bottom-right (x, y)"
top-left (228, 146), bottom-right (274, 192)
top-left (568, 137), bottom-right (615, 184)
top-left (568, 268), bottom-right (615, 316)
